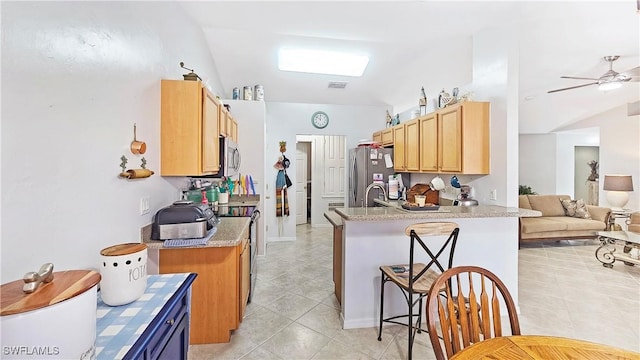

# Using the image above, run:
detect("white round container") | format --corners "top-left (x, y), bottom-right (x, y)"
top-left (1, 270), bottom-right (101, 359)
top-left (100, 243), bottom-right (147, 306)
top-left (218, 191), bottom-right (229, 204)
top-left (388, 179), bottom-right (399, 200)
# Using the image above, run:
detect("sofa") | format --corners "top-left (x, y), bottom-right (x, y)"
top-left (519, 194), bottom-right (611, 245)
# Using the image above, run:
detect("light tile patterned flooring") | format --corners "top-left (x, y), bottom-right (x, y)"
top-left (189, 225), bottom-right (640, 359)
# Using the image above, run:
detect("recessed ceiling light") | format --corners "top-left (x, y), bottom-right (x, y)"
top-left (278, 48), bottom-right (369, 77)
top-left (524, 95), bottom-right (535, 101)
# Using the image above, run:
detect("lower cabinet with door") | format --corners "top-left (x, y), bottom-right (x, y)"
top-left (96, 273), bottom-right (197, 360)
top-left (146, 218), bottom-right (251, 345)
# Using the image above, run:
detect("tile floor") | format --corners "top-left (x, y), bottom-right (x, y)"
top-left (189, 225), bottom-right (640, 359)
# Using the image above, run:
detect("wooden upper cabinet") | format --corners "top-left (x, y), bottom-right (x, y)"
top-left (439, 102), bottom-right (490, 174)
top-left (229, 116), bottom-right (238, 143)
top-left (438, 106), bottom-right (463, 173)
top-left (381, 128), bottom-right (394, 146)
top-left (160, 80), bottom-right (220, 176)
top-left (419, 113), bottom-right (438, 172)
top-left (393, 124), bottom-right (406, 171)
top-left (219, 105), bottom-right (229, 138)
top-left (202, 89), bottom-right (220, 173)
top-left (405, 119), bottom-right (420, 171)
top-left (372, 131), bottom-right (382, 144)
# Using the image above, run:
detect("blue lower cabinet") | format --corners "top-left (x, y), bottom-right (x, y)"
top-left (96, 273), bottom-right (197, 360)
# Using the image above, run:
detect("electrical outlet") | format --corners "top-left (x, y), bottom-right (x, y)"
top-left (489, 189), bottom-right (497, 201)
top-left (140, 197), bottom-right (150, 215)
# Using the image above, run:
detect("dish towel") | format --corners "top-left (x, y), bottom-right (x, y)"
top-left (163, 227), bottom-right (217, 248)
top-left (276, 170), bottom-right (289, 217)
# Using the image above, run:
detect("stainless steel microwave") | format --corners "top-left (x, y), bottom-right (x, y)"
top-left (220, 137), bottom-right (240, 177)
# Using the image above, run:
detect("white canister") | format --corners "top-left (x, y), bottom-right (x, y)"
top-left (100, 243), bottom-right (147, 306)
top-left (1, 270), bottom-right (101, 360)
top-left (388, 179), bottom-right (399, 200)
top-left (218, 191), bottom-right (229, 204)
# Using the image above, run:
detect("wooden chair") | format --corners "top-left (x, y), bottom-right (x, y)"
top-left (425, 266), bottom-right (521, 360)
top-left (377, 222), bottom-right (460, 360)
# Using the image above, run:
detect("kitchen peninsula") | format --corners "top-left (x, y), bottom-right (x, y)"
top-left (333, 204), bottom-right (539, 329)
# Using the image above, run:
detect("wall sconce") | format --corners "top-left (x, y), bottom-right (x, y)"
top-left (603, 175), bottom-right (634, 210)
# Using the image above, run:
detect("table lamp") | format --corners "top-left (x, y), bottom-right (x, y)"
top-left (603, 175), bottom-right (634, 210)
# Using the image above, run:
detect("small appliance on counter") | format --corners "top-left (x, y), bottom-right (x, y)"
top-left (452, 185), bottom-right (479, 206)
top-left (151, 200), bottom-right (217, 240)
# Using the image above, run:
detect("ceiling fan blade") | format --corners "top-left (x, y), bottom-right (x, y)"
top-left (560, 76), bottom-right (600, 81)
top-left (622, 66), bottom-right (639, 76)
top-left (547, 82), bottom-right (599, 94)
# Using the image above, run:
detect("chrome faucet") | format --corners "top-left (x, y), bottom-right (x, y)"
top-left (364, 182), bottom-right (387, 207)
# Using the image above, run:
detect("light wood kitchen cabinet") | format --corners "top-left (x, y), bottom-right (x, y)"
top-left (419, 113), bottom-right (438, 171)
top-left (239, 237), bottom-right (250, 319)
top-left (372, 131), bottom-right (382, 144)
top-left (393, 124), bottom-right (406, 171)
top-left (437, 101), bottom-right (490, 174)
top-left (219, 105), bottom-right (229, 138)
top-left (394, 119), bottom-right (419, 172)
top-left (160, 80), bottom-right (220, 176)
top-left (158, 228), bottom-right (249, 344)
top-left (229, 115), bottom-right (238, 143)
top-left (381, 128), bottom-right (394, 146)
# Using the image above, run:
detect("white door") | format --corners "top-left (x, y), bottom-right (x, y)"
top-left (296, 143), bottom-right (309, 225)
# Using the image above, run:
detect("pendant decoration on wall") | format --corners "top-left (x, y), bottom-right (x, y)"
top-left (119, 155), bottom-right (154, 180)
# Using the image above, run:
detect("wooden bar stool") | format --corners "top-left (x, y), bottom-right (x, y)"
top-left (377, 222), bottom-right (460, 360)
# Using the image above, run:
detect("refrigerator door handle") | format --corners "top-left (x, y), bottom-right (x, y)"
top-left (352, 156), bottom-right (358, 205)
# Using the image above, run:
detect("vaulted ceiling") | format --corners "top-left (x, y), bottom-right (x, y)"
top-left (180, 1), bottom-right (640, 134)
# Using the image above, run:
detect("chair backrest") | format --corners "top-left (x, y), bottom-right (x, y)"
top-left (404, 222), bottom-right (460, 289)
top-left (425, 265), bottom-right (521, 360)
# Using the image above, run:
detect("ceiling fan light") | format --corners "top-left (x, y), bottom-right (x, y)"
top-left (598, 81), bottom-right (622, 91)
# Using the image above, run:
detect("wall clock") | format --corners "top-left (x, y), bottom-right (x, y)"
top-left (311, 111), bottom-right (329, 129)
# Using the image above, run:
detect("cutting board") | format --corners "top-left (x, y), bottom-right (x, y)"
top-left (407, 184), bottom-right (439, 205)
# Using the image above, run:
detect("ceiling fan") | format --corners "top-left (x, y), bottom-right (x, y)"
top-left (548, 56), bottom-right (639, 94)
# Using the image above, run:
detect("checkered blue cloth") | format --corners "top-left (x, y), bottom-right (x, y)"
top-left (95, 273), bottom-right (191, 360)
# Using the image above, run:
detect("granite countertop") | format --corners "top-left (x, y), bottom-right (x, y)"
top-left (143, 217), bottom-right (250, 250)
top-left (323, 211), bottom-right (343, 227)
top-left (336, 200), bottom-right (540, 221)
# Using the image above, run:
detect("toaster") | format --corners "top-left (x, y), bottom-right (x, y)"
top-left (151, 200), bottom-right (217, 240)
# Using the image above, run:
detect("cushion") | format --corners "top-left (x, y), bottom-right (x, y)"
top-left (519, 195), bottom-right (532, 210)
top-left (547, 217), bottom-right (604, 231)
top-left (561, 199), bottom-right (591, 219)
top-left (527, 195), bottom-right (570, 216)
top-left (520, 218), bottom-right (568, 233)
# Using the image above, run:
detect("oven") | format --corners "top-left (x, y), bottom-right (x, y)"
top-left (214, 205), bottom-right (259, 302)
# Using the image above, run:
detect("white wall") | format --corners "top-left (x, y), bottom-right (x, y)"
top-left (1, 2), bottom-right (224, 282)
top-left (520, 105), bottom-right (639, 211)
top-left (264, 102), bottom-right (387, 242)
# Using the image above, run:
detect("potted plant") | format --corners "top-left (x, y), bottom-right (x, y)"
top-left (519, 185), bottom-right (537, 195)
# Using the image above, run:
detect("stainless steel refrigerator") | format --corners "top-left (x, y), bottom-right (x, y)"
top-left (348, 146), bottom-right (395, 207)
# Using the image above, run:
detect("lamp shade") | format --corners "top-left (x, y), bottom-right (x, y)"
top-left (603, 175), bottom-right (634, 191)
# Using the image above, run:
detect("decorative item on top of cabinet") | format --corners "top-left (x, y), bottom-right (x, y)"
top-left (385, 110), bottom-right (393, 128)
top-left (119, 155), bottom-right (154, 179)
top-left (160, 80), bottom-right (220, 176)
top-left (419, 86), bottom-right (427, 115)
top-left (179, 62), bottom-right (202, 81)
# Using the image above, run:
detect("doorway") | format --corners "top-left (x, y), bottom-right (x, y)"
top-left (296, 134), bottom-right (346, 227)
top-left (296, 142), bottom-right (311, 225)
